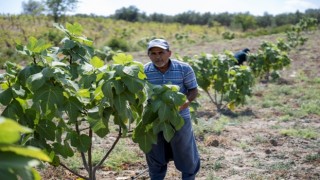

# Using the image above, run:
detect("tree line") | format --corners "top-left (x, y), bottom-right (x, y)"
top-left (21, 0), bottom-right (320, 31)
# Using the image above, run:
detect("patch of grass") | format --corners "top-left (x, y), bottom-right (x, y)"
top-left (267, 161), bottom-right (294, 171)
top-left (103, 139), bottom-right (143, 171)
top-left (213, 156), bottom-right (225, 170)
top-left (270, 124), bottom-right (283, 129)
top-left (194, 115), bottom-right (232, 137)
top-left (274, 85), bottom-right (294, 96)
top-left (305, 153), bottom-right (320, 162)
top-left (228, 168), bottom-right (239, 176)
top-left (280, 106), bottom-right (311, 118)
top-left (280, 128), bottom-right (319, 139)
top-left (62, 153), bottom-right (82, 172)
top-left (213, 116), bottom-right (230, 135)
top-left (60, 138), bottom-right (143, 173)
top-left (213, 160), bottom-right (223, 171)
top-left (238, 140), bottom-right (251, 152)
top-left (254, 134), bottom-right (268, 143)
top-left (205, 172), bottom-right (221, 180)
top-left (278, 114), bottom-right (292, 122)
top-left (246, 172), bottom-right (266, 180)
top-left (301, 100), bottom-right (320, 115)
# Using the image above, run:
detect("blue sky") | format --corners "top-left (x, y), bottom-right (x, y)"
top-left (1, 0), bottom-right (319, 16)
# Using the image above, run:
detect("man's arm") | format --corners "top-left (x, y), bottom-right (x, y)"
top-left (179, 87), bottom-right (198, 111)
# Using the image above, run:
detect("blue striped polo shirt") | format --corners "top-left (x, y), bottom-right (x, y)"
top-left (144, 59), bottom-right (198, 119)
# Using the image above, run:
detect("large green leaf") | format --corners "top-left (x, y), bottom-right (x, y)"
top-left (102, 80), bottom-right (114, 100)
top-left (63, 39), bottom-right (76, 49)
top-left (151, 99), bottom-right (164, 113)
top-left (171, 92), bottom-right (186, 107)
top-left (0, 88), bottom-right (13, 105)
top-left (0, 145), bottom-right (51, 162)
top-left (113, 79), bottom-right (125, 94)
top-left (162, 123), bottom-right (175, 142)
top-left (93, 84), bottom-right (104, 101)
top-left (64, 96), bottom-right (82, 123)
top-left (36, 119), bottom-right (56, 141)
top-left (158, 104), bottom-right (172, 122)
top-left (90, 56), bottom-right (104, 68)
top-left (69, 132), bottom-right (91, 152)
top-left (123, 65), bottom-right (140, 77)
top-left (33, 85), bottom-right (64, 117)
top-left (169, 113), bottom-right (184, 131)
top-left (66, 22), bottom-right (83, 36)
top-left (0, 117), bottom-right (32, 144)
top-left (17, 65), bottom-right (42, 87)
top-left (2, 99), bottom-right (25, 121)
top-left (11, 84), bottom-right (26, 98)
top-left (26, 37), bottom-right (52, 53)
top-left (132, 123), bottom-right (157, 153)
top-left (122, 76), bottom-right (144, 94)
top-left (26, 72), bottom-right (46, 92)
top-left (141, 104), bottom-right (158, 125)
top-left (52, 141), bottom-right (74, 158)
top-left (87, 107), bottom-right (110, 138)
top-left (0, 151), bottom-right (40, 168)
top-left (113, 94), bottom-right (127, 115)
top-left (0, 169), bottom-right (17, 180)
top-left (113, 53), bottom-right (133, 65)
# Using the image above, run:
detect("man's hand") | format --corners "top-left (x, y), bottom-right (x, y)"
top-left (179, 100), bottom-right (190, 111)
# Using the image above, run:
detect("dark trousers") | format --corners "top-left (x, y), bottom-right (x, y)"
top-left (146, 117), bottom-right (200, 180)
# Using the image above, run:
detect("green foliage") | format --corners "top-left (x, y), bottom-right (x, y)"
top-left (232, 13), bottom-right (257, 31)
top-left (107, 37), bottom-right (130, 52)
top-left (286, 17), bottom-right (318, 49)
top-left (305, 153), bottom-right (320, 162)
top-left (137, 36), bottom-right (157, 49)
top-left (94, 46), bottom-right (118, 62)
top-left (180, 51), bottom-right (254, 111)
top-left (45, 0), bottom-right (79, 22)
top-left (0, 116), bottom-right (51, 180)
top-left (248, 40), bottom-right (291, 81)
top-left (0, 22), bottom-right (186, 180)
top-left (132, 84), bottom-right (186, 153)
top-left (222, 31), bottom-right (235, 40)
top-left (280, 128), bottom-right (318, 139)
top-left (22, 0), bottom-right (45, 16)
top-left (174, 33), bottom-right (196, 45)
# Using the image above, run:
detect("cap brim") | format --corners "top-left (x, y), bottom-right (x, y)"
top-left (148, 45), bottom-right (168, 51)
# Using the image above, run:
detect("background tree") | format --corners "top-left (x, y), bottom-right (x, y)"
top-left (45, 0), bottom-right (79, 22)
top-left (256, 12), bottom-right (274, 28)
top-left (22, 0), bottom-right (45, 16)
top-left (232, 13), bottom-right (257, 31)
top-left (112, 5), bottom-right (141, 22)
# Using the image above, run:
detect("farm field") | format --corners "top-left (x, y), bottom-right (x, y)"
top-left (35, 30), bottom-right (320, 180)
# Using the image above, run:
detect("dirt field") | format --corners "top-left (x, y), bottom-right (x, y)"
top-left (38, 31), bottom-right (320, 180)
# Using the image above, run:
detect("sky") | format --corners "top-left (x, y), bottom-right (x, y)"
top-left (0, 0), bottom-right (319, 16)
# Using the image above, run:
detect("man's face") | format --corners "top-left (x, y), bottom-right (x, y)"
top-left (148, 47), bottom-right (171, 68)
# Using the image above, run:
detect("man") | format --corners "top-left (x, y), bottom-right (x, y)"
top-left (234, 48), bottom-right (250, 65)
top-left (144, 38), bottom-right (200, 180)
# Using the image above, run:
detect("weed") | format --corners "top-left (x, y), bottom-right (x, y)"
top-left (280, 128), bottom-right (319, 139)
top-left (279, 115), bottom-right (292, 122)
top-left (305, 153), bottom-right (320, 162)
top-left (268, 161), bottom-right (294, 171)
top-left (238, 140), bottom-right (251, 151)
top-left (254, 134), bottom-right (268, 143)
top-left (213, 116), bottom-right (230, 135)
top-left (103, 139), bottom-right (143, 171)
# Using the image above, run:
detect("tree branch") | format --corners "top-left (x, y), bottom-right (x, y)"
top-left (93, 126), bottom-right (122, 173)
top-left (60, 162), bottom-right (88, 180)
